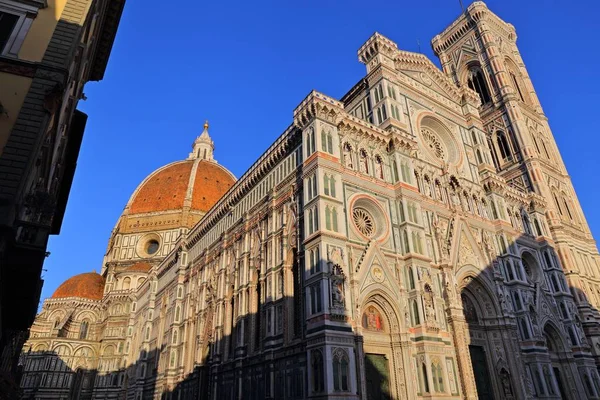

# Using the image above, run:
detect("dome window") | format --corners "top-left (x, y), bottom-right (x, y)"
top-left (146, 239), bottom-right (159, 255)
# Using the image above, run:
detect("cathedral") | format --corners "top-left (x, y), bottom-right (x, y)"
top-left (17, 2), bottom-right (600, 399)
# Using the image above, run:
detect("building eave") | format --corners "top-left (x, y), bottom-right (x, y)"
top-left (89, 0), bottom-right (126, 81)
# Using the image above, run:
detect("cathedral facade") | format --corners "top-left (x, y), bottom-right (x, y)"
top-left (18, 2), bottom-right (600, 399)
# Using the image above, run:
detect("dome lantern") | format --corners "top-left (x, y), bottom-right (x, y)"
top-left (189, 120), bottom-right (215, 161)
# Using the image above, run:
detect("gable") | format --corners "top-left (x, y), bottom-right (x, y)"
top-left (394, 50), bottom-right (463, 104)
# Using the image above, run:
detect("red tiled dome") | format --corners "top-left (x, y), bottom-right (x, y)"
top-left (127, 262), bottom-right (152, 273)
top-left (52, 272), bottom-right (105, 300)
top-left (129, 160), bottom-right (235, 214)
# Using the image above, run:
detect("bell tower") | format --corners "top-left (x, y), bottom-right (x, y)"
top-left (432, 0), bottom-right (600, 358)
top-left (432, 2), bottom-right (596, 237)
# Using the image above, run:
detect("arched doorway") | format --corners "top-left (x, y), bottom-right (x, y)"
top-left (360, 295), bottom-right (403, 400)
top-left (461, 275), bottom-right (516, 400)
top-left (543, 323), bottom-right (570, 399)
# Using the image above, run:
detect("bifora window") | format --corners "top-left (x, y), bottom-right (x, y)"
top-left (467, 66), bottom-right (491, 105)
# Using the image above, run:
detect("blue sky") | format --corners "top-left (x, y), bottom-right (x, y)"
top-left (40, 0), bottom-right (600, 303)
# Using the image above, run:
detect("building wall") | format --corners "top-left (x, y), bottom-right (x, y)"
top-left (19, 3), bottom-right (600, 400)
top-left (0, 0), bottom-right (126, 389)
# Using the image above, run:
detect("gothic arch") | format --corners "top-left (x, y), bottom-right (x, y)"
top-left (543, 322), bottom-right (569, 353)
top-left (458, 271), bottom-right (501, 320)
top-left (74, 310), bottom-right (97, 322)
top-left (74, 345), bottom-right (96, 358)
top-left (360, 291), bottom-right (403, 334)
top-left (52, 343), bottom-right (73, 356)
top-left (504, 57), bottom-right (531, 104)
top-left (33, 343), bottom-right (48, 352)
top-left (460, 62), bottom-right (493, 105)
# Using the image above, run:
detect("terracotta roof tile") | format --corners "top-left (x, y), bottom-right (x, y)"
top-left (52, 272), bottom-right (105, 300)
top-left (191, 161), bottom-right (235, 212)
top-left (129, 160), bottom-right (234, 215)
top-left (127, 262), bottom-right (152, 272)
top-left (129, 162), bottom-right (193, 214)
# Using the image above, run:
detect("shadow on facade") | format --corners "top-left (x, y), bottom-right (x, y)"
top-left (18, 232), bottom-right (600, 400)
top-left (456, 233), bottom-right (600, 400)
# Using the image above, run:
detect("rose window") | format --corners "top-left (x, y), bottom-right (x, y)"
top-left (352, 207), bottom-right (375, 237)
top-left (421, 128), bottom-right (445, 160)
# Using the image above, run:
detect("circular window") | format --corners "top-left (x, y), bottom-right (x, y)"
top-left (417, 116), bottom-right (461, 165)
top-left (421, 128), bottom-right (446, 160)
top-left (350, 196), bottom-right (389, 242)
top-left (353, 208), bottom-right (375, 237)
top-left (136, 234), bottom-right (162, 258)
top-left (146, 240), bottom-right (159, 255)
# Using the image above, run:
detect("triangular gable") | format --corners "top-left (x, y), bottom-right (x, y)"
top-left (394, 50), bottom-right (463, 103)
top-left (450, 220), bottom-right (487, 270)
top-left (357, 242), bottom-right (401, 296)
top-left (453, 38), bottom-right (479, 67)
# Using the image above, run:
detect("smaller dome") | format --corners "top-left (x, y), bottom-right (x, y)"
top-left (52, 272), bottom-right (105, 300)
top-left (127, 262), bottom-right (152, 273)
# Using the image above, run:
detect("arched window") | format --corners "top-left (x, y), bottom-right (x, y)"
top-left (496, 131), bottom-right (512, 161)
top-left (487, 137), bottom-right (500, 170)
top-left (553, 193), bottom-right (563, 215)
top-left (568, 326), bottom-right (578, 346)
top-left (431, 361), bottom-right (444, 392)
top-left (408, 267), bottom-right (415, 290)
top-left (400, 161), bottom-right (412, 183)
top-left (562, 197), bottom-right (574, 220)
top-left (411, 300), bottom-right (420, 326)
top-left (467, 66), bottom-right (491, 105)
top-left (475, 149), bottom-right (483, 164)
top-left (311, 350), bottom-right (324, 392)
top-left (170, 349), bottom-right (177, 367)
top-left (79, 321), bottom-right (89, 340)
top-left (321, 130), bottom-right (333, 154)
top-left (172, 329), bottom-right (178, 344)
top-left (544, 251), bottom-right (553, 269)
top-left (421, 363), bottom-right (430, 393)
top-left (332, 349), bottom-right (350, 391)
top-left (392, 160), bottom-right (399, 182)
top-left (510, 72), bottom-right (525, 102)
top-left (519, 318), bottom-right (530, 339)
top-left (122, 277), bottom-right (131, 291)
top-left (559, 302), bottom-right (568, 319)
top-left (551, 274), bottom-right (561, 293)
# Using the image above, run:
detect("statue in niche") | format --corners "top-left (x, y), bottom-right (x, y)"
top-left (500, 369), bottom-right (514, 397)
top-left (330, 264), bottom-right (345, 308)
top-left (343, 143), bottom-right (353, 168)
top-left (423, 284), bottom-right (436, 324)
top-left (359, 149), bottom-right (369, 174)
top-left (362, 306), bottom-right (383, 331)
top-left (374, 157), bottom-right (384, 179)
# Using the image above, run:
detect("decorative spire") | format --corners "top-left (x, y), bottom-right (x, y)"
top-left (189, 120), bottom-right (215, 161)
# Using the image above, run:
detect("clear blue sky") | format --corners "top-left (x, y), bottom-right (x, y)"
top-left (40, 0), bottom-right (600, 304)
